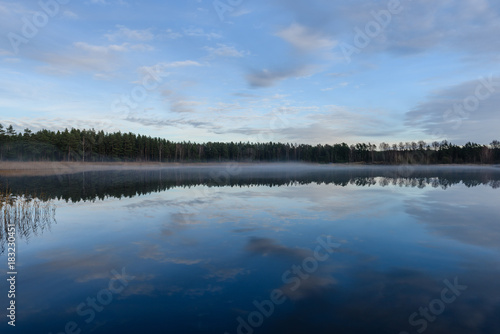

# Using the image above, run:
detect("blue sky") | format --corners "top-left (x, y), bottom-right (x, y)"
top-left (0, 0), bottom-right (499, 145)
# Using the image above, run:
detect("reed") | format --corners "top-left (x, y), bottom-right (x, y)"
top-left (0, 186), bottom-right (56, 254)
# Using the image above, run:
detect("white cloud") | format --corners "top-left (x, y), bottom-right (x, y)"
top-left (138, 61), bottom-right (202, 76)
top-left (136, 60), bottom-right (202, 83)
top-left (105, 25), bottom-right (154, 41)
top-left (62, 10), bottom-right (78, 19)
top-left (3, 58), bottom-right (20, 63)
top-left (38, 42), bottom-right (134, 76)
top-left (0, 48), bottom-right (14, 56)
top-left (155, 60), bottom-right (202, 69)
top-left (93, 73), bottom-right (115, 80)
top-left (272, 1), bottom-right (500, 59)
top-left (0, 1), bottom-right (27, 15)
top-left (88, 0), bottom-right (129, 5)
top-left (164, 29), bottom-right (183, 39)
top-left (74, 42), bottom-right (129, 53)
top-left (161, 89), bottom-right (204, 113)
top-left (169, 99), bottom-right (203, 113)
top-left (247, 65), bottom-right (315, 88)
top-left (5, 117), bottom-right (120, 134)
top-left (183, 27), bottom-right (222, 40)
top-left (37, 65), bottom-right (73, 76)
top-left (212, 105), bottom-right (399, 144)
top-left (0, 3), bottom-right (7, 14)
top-left (276, 23), bottom-right (337, 52)
top-left (204, 44), bottom-right (247, 58)
top-left (130, 44), bottom-right (155, 51)
top-left (321, 82), bottom-right (349, 91)
top-left (405, 76), bottom-right (500, 143)
top-left (231, 8), bottom-right (252, 17)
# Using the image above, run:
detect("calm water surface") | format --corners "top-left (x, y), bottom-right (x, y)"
top-left (1, 165), bottom-right (499, 334)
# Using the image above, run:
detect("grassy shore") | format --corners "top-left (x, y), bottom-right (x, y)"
top-left (0, 161), bottom-right (208, 176)
top-left (0, 161), bottom-right (311, 176)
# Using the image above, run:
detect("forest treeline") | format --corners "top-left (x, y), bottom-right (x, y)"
top-left (0, 124), bottom-right (499, 164)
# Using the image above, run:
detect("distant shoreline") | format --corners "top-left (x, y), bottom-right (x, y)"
top-left (0, 161), bottom-right (498, 177)
top-left (0, 161), bottom-right (242, 176)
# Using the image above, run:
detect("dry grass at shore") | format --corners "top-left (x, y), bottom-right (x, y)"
top-left (0, 161), bottom-right (293, 176)
top-left (0, 161), bottom-right (192, 176)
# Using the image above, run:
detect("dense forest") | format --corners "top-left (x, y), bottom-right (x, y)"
top-left (0, 124), bottom-right (499, 164)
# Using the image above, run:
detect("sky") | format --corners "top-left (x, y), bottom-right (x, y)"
top-left (0, 0), bottom-right (499, 145)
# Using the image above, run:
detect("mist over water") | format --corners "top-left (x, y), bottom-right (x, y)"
top-left (0, 166), bottom-right (499, 334)
top-left (2, 164), bottom-right (500, 202)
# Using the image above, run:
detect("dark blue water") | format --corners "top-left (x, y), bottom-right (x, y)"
top-left (1, 165), bottom-right (499, 334)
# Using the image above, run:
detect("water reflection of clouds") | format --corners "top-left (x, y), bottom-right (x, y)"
top-left (133, 241), bottom-right (203, 265)
top-left (405, 185), bottom-right (500, 251)
top-left (184, 285), bottom-right (223, 297)
top-left (6, 171), bottom-right (500, 333)
top-left (123, 195), bottom-right (222, 210)
top-left (9, 247), bottom-right (144, 324)
top-left (242, 239), bottom-right (500, 334)
top-left (126, 181), bottom-right (418, 242)
top-left (245, 237), bottom-right (311, 260)
top-left (120, 284), bottom-right (155, 297)
top-left (272, 184), bottom-right (406, 223)
top-left (35, 248), bottom-right (125, 283)
top-left (150, 189), bottom-right (299, 236)
top-left (244, 237), bottom-right (339, 301)
top-left (232, 227), bottom-right (262, 233)
top-left (203, 267), bottom-right (249, 282)
top-left (159, 184), bottom-right (385, 235)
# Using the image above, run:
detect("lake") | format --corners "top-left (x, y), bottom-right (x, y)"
top-left (1, 164), bottom-right (500, 334)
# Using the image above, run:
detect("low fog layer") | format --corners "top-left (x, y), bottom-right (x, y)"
top-left (1, 161), bottom-right (500, 177)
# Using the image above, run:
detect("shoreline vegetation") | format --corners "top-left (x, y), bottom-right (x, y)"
top-left (0, 125), bottom-right (499, 169)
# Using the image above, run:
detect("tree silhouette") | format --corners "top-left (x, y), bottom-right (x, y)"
top-left (0, 124), bottom-right (498, 164)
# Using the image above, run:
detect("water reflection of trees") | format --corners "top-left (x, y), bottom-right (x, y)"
top-left (0, 167), bottom-right (499, 204)
top-left (0, 192), bottom-right (56, 254)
